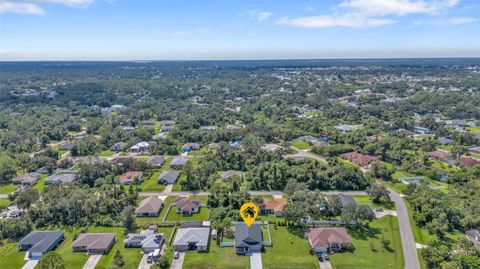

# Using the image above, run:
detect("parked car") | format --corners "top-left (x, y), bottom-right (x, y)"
top-left (174, 251), bottom-right (179, 259)
top-left (374, 208), bottom-right (383, 212)
top-left (147, 253), bottom-right (153, 264)
top-left (323, 254), bottom-right (330, 260)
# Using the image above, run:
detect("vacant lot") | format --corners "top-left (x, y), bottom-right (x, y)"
top-left (352, 195), bottom-right (395, 210)
top-left (329, 216), bottom-right (404, 269)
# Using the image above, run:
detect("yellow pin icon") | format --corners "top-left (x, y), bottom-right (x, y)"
top-left (240, 202), bottom-right (259, 227)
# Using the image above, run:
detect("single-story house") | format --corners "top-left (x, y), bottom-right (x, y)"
top-left (413, 126), bottom-right (432, 134)
top-left (341, 152), bottom-right (377, 167)
top-left (295, 135), bottom-right (318, 143)
top-left (135, 196), bottom-right (164, 217)
top-left (59, 143), bottom-right (75, 151)
top-left (118, 171), bottom-right (143, 185)
top-left (220, 170), bottom-right (243, 181)
top-left (261, 143), bottom-right (283, 152)
top-left (173, 227), bottom-right (210, 252)
top-left (160, 126), bottom-right (173, 132)
top-left (159, 120), bottom-right (174, 126)
top-left (438, 137), bottom-right (453, 146)
top-left (111, 157), bottom-right (133, 166)
top-left (400, 177), bottom-right (424, 185)
top-left (175, 197), bottom-right (200, 216)
top-left (44, 171), bottom-right (76, 185)
top-left (147, 156), bottom-right (166, 168)
top-left (428, 150), bottom-right (452, 161)
top-left (235, 223), bottom-right (263, 254)
top-left (466, 229), bottom-right (480, 250)
top-left (199, 126), bottom-right (217, 131)
top-left (18, 231), bottom-right (65, 259)
top-left (72, 233), bottom-right (116, 255)
top-left (123, 126), bottom-right (136, 132)
top-left (170, 156), bottom-right (188, 168)
top-left (308, 228), bottom-right (352, 254)
top-left (225, 124), bottom-right (241, 130)
top-left (124, 226), bottom-right (163, 253)
top-left (130, 141), bottom-right (150, 153)
top-left (312, 140), bottom-right (327, 147)
top-left (111, 142), bottom-right (128, 152)
top-left (335, 194), bottom-right (373, 216)
top-left (12, 172), bottom-right (40, 187)
top-left (157, 170), bottom-right (180, 184)
top-left (396, 128), bottom-right (416, 137)
top-left (334, 125), bottom-right (358, 133)
top-left (208, 143), bottom-right (221, 150)
top-left (182, 143), bottom-right (200, 153)
top-left (260, 198), bottom-right (287, 217)
top-left (457, 156), bottom-right (480, 168)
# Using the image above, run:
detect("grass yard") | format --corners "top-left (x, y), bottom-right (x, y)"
top-left (165, 206), bottom-right (210, 222)
top-left (0, 241), bottom-right (25, 269)
top-left (262, 226), bottom-right (319, 269)
top-left (139, 158), bottom-right (172, 192)
top-left (430, 161), bottom-right (459, 174)
top-left (352, 195), bottom-right (395, 210)
top-left (53, 230), bottom-right (89, 269)
top-left (99, 150), bottom-right (116, 157)
top-left (33, 174), bottom-right (48, 193)
top-left (466, 127), bottom-right (480, 134)
top-left (0, 184), bottom-right (17, 195)
top-left (330, 216), bottom-right (404, 269)
top-left (292, 141), bottom-right (313, 150)
top-left (183, 240), bottom-right (250, 269)
top-left (0, 198), bottom-right (12, 208)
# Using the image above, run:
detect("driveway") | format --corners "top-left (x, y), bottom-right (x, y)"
top-left (250, 251), bottom-right (263, 269)
top-left (170, 252), bottom-right (185, 269)
top-left (22, 260), bottom-right (39, 269)
top-left (285, 146), bottom-right (328, 164)
top-left (374, 209), bottom-right (397, 218)
top-left (389, 188), bottom-right (421, 269)
top-left (138, 254), bottom-right (152, 269)
top-left (83, 254), bottom-right (102, 269)
top-left (319, 260), bottom-right (333, 269)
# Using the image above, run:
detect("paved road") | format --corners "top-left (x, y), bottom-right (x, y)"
top-left (170, 252), bottom-right (185, 269)
top-left (82, 255), bottom-right (102, 269)
top-left (319, 260), bottom-right (333, 269)
top-left (285, 146), bottom-right (327, 164)
top-left (250, 251), bottom-right (263, 269)
top-left (388, 188), bottom-right (421, 269)
top-left (140, 190), bottom-right (366, 197)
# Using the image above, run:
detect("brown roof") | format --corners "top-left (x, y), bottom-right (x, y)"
top-left (147, 156), bottom-right (166, 166)
top-left (118, 171), bottom-right (143, 184)
top-left (111, 157), bottom-right (133, 166)
top-left (135, 196), bottom-right (163, 214)
top-left (72, 233), bottom-right (116, 250)
top-left (13, 172), bottom-right (39, 184)
top-left (341, 152), bottom-right (377, 166)
top-left (457, 156), bottom-right (480, 168)
top-left (308, 228), bottom-right (352, 248)
top-left (176, 198), bottom-right (200, 212)
top-left (427, 150), bottom-right (452, 160)
top-left (261, 198), bottom-right (287, 212)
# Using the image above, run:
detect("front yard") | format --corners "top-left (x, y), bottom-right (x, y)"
top-left (329, 216), bottom-right (404, 269)
top-left (183, 241), bottom-right (250, 269)
top-left (165, 206), bottom-right (210, 222)
top-left (0, 184), bottom-right (17, 195)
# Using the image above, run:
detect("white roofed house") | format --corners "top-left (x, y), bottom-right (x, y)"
top-left (173, 227), bottom-right (210, 252)
top-left (130, 141), bottom-right (150, 153)
top-left (124, 226), bottom-right (164, 253)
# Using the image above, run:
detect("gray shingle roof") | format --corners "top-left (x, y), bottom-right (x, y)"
top-left (19, 231), bottom-right (64, 253)
top-left (235, 223), bottom-right (262, 248)
top-left (173, 228), bottom-right (209, 248)
top-left (158, 170), bottom-right (180, 184)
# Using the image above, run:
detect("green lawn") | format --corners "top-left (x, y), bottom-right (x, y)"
top-left (139, 158), bottom-right (172, 192)
top-left (33, 174), bottom-right (48, 193)
top-left (330, 216), bottom-right (404, 269)
top-left (53, 230), bottom-right (89, 269)
top-left (466, 127), bottom-right (480, 134)
top-left (99, 150), bottom-right (116, 157)
top-left (0, 241), bottom-right (25, 269)
top-left (0, 184), bottom-right (17, 195)
top-left (352, 195), bottom-right (395, 210)
top-left (0, 198), bottom-right (12, 209)
top-left (183, 240), bottom-right (250, 269)
top-left (165, 206), bottom-right (210, 222)
top-left (430, 161), bottom-right (459, 174)
top-left (292, 141), bottom-right (313, 150)
top-left (262, 226), bottom-right (319, 269)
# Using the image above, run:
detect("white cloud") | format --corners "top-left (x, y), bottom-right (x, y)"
top-left (0, 2), bottom-right (45, 15)
top-left (445, 16), bottom-right (477, 25)
top-left (33, 0), bottom-right (95, 8)
top-left (280, 0), bottom-right (463, 28)
top-left (279, 13), bottom-right (395, 28)
top-left (248, 10), bottom-right (272, 21)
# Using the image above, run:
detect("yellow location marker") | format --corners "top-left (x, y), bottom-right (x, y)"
top-left (240, 202), bottom-right (259, 227)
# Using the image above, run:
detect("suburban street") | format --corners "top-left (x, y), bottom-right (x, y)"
top-left (388, 188), bottom-right (421, 269)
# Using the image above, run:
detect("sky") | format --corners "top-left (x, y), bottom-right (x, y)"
top-left (0, 0), bottom-right (479, 60)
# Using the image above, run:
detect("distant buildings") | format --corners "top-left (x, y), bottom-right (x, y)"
top-left (341, 152), bottom-right (377, 168)
top-left (182, 143), bottom-right (200, 153)
top-left (118, 171), bottom-right (143, 185)
top-left (130, 141), bottom-right (150, 153)
top-left (220, 170), bottom-right (243, 181)
top-left (261, 143), bottom-right (283, 152)
top-left (111, 142), bottom-right (128, 152)
top-left (412, 126), bottom-right (432, 135)
top-left (44, 170), bottom-right (76, 185)
top-left (466, 229), bottom-right (480, 250)
top-left (147, 156), bottom-right (166, 168)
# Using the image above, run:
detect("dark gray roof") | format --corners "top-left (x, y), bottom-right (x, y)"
top-left (158, 170), bottom-right (180, 184)
top-left (336, 194), bottom-right (357, 207)
top-left (235, 223), bottom-right (262, 248)
top-left (19, 231), bottom-right (64, 253)
top-left (170, 157), bottom-right (188, 167)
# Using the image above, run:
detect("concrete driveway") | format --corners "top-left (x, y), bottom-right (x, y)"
top-left (82, 254), bottom-right (102, 269)
top-left (319, 260), bottom-right (333, 269)
top-left (138, 254), bottom-right (152, 269)
top-left (250, 251), bottom-right (263, 269)
top-left (374, 210), bottom-right (397, 218)
top-left (22, 260), bottom-right (39, 269)
top-left (170, 252), bottom-right (185, 269)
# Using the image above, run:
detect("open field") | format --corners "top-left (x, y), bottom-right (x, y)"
top-left (292, 141), bottom-right (313, 150)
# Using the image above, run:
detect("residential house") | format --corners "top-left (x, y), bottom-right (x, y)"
top-left (335, 194), bottom-right (373, 216)
top-left (200, 126), bottom-right (217, 131)
top-left (312, 140), bottom-right (327, 147)
top-left (142, 120), bottom-right (155, 129)
top-left (308, 228), bottom-right (353, 254)
top-left (261, 143), bottom-right (283, 152)
top-left (159, 120), bottom-right (174, 127)
top-left (400, 177), bottom-right (424, 185)
top-left (413, 126), bottom-right (432, 134)
top-left (428, 150), bottom-right (452, 161)
top-left (259, 198), bottom-right (287, 217)
top-left (341, 152), bottom-right (377, 167)
top-left (438, 137), bottom-right (453, 146)
top-left (235, 223), bottom-right (263, 254)
top-left (182, 143), bottom-right (200, 153)
top-left (160, 125), bottom-right (173, 132)
top-left (226, 124), bottom-right (241, 130)
top-left (111, 157), bottom-right (133, 166)
top-left (147, 156), bottom-right (166, 168)
top-left (118, 171), bottom-right (143, 185)
top-left (220, 170), bottom-right (243, 181)
top-left (110, 142), bottom-right (128, 152)
top-left (466, 229), bottom-right (480, 250)
top-left (12, 172), bottom-right (39, 187)
top-left (457, 157), bottom-right (480, 168)
top-left (173, 227), bottom-right (210, 252)
top-left (135, 196), bottom-right (164, 217)
top-left (124, 227), bottom-right (164, 253)
top-left (44, 170), bottom-right (76, 185)
top-left (175, 197), bottom-right (200, 216)
top-left (59, 143), bottom-right (74, 151)
top-left (295, 135), bottom-right (319, 143)
top-left (170, 156), bottom-right (188, 168)
top-left (396, 128), bottom-right (416, 137)
top-left (334, 125), bottom-right (358, 133)
top-left (208, 143), bottom-right (221, 150)
top-left (130, 141), bottom-right (150, 153)
top-left (122, 126), bottom-right (136, 132)
top-left (18, 231), bottom-right (65, 259)
top-left (157, 170), bottom-right (180, 185)
top-left (72, 233), bottom-right (116, 254)
top-left (468, 146), bottom-right (480, 154)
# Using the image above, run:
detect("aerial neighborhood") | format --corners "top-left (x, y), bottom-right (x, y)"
top-left (0, 59), bottom-right (479, 269)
